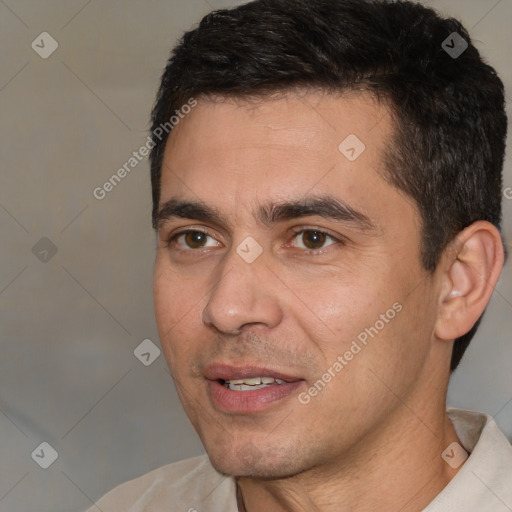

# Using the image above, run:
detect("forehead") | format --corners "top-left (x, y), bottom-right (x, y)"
top-left (159, 90), bottom-right (408, 229)
top-left (164, 90), bottom-right (392, 167)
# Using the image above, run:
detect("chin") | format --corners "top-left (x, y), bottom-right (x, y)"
top-left (205, 443), bottom-right (308, 480)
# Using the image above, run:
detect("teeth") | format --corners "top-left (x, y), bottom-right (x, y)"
top-left (235, 377), bottom-right (263, 385)
top-left (229, 383), bottom-right (269, 391)
top-left (223, 376), bottom-right (287, 390)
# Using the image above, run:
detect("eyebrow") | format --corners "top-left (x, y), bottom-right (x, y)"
top-left (155, 195), bottom-right (376, 233)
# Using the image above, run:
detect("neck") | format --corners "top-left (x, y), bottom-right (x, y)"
top-left (236, 407), bottom-right (464, 512)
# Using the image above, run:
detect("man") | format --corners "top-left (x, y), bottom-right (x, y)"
top-left (87, 0), bottom-right (511, 510)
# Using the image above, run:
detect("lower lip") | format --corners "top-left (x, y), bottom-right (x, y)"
top-left (207, 379), bottom-right (304, 413)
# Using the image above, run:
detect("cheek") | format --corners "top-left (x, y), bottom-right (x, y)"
top-left (296, 272), bottom-right (391, 345)
top-left (153, 257), bottom-right (202, 319)
top-left (153, 261), bottom-right (203, 362)
top-left (300, 265), bottom-right (419, 377)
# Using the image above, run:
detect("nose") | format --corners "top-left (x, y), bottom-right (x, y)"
top-left (201, 244), bottom-right (283, 336)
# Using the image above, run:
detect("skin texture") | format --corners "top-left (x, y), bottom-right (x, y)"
top-left (153, 90), bottom-right (504, 511)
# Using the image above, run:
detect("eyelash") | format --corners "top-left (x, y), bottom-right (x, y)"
top-left (165, 227), bottom-right (344, 254)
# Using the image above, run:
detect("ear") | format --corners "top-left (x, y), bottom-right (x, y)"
top-left (435, 221), bottom-right (505, 341)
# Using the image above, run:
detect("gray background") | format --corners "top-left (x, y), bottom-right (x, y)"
top-left (0, 0), bottom-right (511, 511)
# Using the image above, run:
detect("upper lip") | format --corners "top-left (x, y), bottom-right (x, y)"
top-left (204, 363), bottom-right (302, 383)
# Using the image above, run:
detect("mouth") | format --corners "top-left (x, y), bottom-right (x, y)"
top-left (220, 376), bottom-right (288, 391)
top-left (204, 364), bottom-right (304, 413)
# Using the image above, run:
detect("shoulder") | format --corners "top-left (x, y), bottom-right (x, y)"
top-left (86, 454), bottom-right (237, 512)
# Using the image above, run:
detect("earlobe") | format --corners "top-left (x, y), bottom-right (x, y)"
top-left (435, 221), bottom-right (504, 341)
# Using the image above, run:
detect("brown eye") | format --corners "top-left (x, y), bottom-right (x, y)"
top-left (290, 229), bottom-right (338, 251)
top-left (302, 231), bottom-right (327, 249)
top-left (170, 230), bottom-right (219, 250)
top-left (183, 231), bottom-right (207, 249)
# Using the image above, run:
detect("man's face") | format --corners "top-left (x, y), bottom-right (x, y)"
top-left (153, 91), bottom-right (442, 478)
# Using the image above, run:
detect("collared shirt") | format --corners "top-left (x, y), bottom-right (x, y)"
top-left (86, 409), bottom-right (512, 511)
